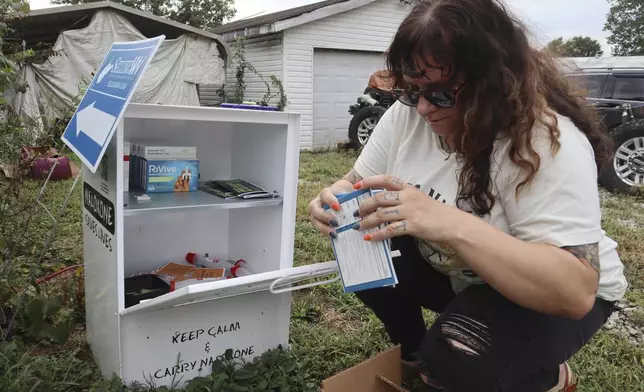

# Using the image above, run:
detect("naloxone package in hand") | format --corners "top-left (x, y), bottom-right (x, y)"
top-left (324, 188), bottom-right (397, 293)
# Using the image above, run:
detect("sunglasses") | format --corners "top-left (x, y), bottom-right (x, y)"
top-left (392, 82), bottom-right (464, 109)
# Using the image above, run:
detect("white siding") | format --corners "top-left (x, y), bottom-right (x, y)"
top-left (283, 0), bottom-right (410, 149)
top-left (225, 34), bottom-right (284, 104)
top-left (198, 84), bottom-right (224, 107)
top-left (313, 50), bottom-right (386, 149)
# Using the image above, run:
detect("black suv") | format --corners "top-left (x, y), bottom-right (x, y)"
top-left (566, 67), bottom-right (644, 194)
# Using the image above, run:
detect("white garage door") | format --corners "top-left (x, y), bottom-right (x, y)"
top-left (312, 49), bottom-right (386, 149)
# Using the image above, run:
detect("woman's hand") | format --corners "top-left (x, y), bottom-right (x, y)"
top-left (353, 175), bottom-right (472, 243)
top-left (308, 169), bottom-right (365, 239)
top-left (308, 188), bottom-right (341, 238)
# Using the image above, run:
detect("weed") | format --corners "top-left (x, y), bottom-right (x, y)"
top-left (229, 36), bottom-right (288, 110)
top-left (1, 150), bottom-right (644, 392)
top-left (0, 340), bottom-right (96, 392)
top-left (181, 347), bottom-right (319, 392)
top-left (632, 310), bottom-right (644, 327)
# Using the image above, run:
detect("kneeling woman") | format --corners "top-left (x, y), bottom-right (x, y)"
top-left (307, 0), bottom-right (627, 391)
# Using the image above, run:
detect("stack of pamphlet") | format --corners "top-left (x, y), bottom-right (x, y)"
top-left (198, 179), bottom-right (276, 200)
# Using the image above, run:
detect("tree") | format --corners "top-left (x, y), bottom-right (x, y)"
top-left (604, 0), bottom-right (644, 56)
top-left (546, 37), bottom-right (567, 56)
top-left (546, 36), bottom-right (604, 57)
top-left (50, 0), bottom-right (236, 29)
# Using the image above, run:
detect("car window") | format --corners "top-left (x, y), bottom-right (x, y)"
top-left (611, 76), bottom-right (644, 101)
top-left (566, 74), bottom-right (606, 98)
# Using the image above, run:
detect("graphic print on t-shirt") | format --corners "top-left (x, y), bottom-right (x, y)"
top-left (413, 186), bottom-right (483, 286)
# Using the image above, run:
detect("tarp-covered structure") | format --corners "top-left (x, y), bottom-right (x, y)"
top-left (6, 2), bottom-right (229, 127)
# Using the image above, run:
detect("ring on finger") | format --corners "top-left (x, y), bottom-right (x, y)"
top-left (385, 220), bottom-right (409, 235)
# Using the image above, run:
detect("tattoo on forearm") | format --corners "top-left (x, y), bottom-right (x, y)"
top-left (562, 243), bottom-right (600, 273)
top-left (343, 169), bottom-right (363, 185)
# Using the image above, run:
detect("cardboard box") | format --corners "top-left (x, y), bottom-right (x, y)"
top-left (152, 262), bottom-right (226, 291)
top-left (321, 346), bottom-right (409, 392)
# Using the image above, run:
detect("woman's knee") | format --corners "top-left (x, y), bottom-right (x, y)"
top-left (420, 313), bottom-right (499, 391)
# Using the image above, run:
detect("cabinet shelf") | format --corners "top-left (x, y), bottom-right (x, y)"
top-left (123, 190), bottom-right (282, 216)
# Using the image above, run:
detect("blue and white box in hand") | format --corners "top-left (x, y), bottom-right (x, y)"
top-left (325, 188), bottom-right (398, 293)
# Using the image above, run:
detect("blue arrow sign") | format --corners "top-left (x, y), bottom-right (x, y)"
top-left (61, 35), bottom-right (165, 173)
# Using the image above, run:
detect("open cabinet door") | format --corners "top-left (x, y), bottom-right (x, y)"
top-left (120, 261), bottom-right (339, 316)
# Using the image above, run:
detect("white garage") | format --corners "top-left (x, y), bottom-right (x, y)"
top-left (214, 0), bottom-right (412, 150)
top-left (313, 49), bottom-right (387, 148)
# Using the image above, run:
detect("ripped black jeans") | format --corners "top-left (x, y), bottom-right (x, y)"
top-left (355, 236), bottom-right (615, 392)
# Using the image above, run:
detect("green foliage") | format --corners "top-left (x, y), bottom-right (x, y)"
top-left (50, 0), bottom-right (236, 29)
top-left (230, 36), bottom-right (250, 105)
top-left (0, 0), bottom-right (84, 349)
top-left (229, 37), bottom-right (288, 111)
top-left (8, 287), bottom-right (74, 344)
top-left (0, 340), bottom-right (96, 392)
top-left (0, 0), bottom-right (30, 101)
top-left (546, 36), bottom-right (604, 57)
top-left (604, 0), bottom-right (644, 56)
top-left (182, 347), bottom-right (319, 392)
top-left (0, 0), bottom-right (37, 204)
top-left (632, 309), bottom-right (644, 327)
top-left (0, 152), bottom-right (643, 391)
top-left (263, 75), bottom-right (288, 112)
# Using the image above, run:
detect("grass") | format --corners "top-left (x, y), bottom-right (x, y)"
top-left (2, 150), bottom-right (644, 391)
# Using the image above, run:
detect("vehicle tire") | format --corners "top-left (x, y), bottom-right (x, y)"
top-left (348, 106), bottom-right (387, 150)
top-left (599, 119), bottom-right (644, 194)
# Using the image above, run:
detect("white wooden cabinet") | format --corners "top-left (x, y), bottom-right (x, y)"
top-left (82, 103), bottom-right (338, 388)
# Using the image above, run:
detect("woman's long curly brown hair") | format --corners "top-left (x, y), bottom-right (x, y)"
top-left (387, 0), bottom-right (612, 216)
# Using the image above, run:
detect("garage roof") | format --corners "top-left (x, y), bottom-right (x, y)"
top-left (213, 0), bottom-right (375, 38)
top-left (6, 1), bottom-right (230, 60)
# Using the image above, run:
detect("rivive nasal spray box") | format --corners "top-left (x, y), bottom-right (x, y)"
top-left (143, 160), bottom-right (199, 193)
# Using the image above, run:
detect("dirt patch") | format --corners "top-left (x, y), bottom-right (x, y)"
top-left (320, 307), bottom-right (361, 332)
top-left (617, 218), bottom-right (639, 229)
top-left (603, 299), bottom-right (644, 348)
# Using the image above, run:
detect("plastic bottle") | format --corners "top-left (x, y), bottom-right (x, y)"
top-left (229, 259), bottom-right (253, 278)
top-left (185, 252), bottom-right (220, 268)
top-left (185, 252), bottom-right (253, 278)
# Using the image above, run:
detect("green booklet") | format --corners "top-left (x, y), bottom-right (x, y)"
top-left (199, 179), bottom-right (275, 199)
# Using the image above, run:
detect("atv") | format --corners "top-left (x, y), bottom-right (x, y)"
top-left (347, 70), bottom-right (397, 149)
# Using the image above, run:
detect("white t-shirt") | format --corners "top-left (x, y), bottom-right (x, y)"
top-left (354, 101), bottom-right (628, 302)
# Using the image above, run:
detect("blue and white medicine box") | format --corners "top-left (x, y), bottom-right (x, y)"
top-left (143, 160), bottom-right (199, 193)
top-left (324, 188), bottom-right (397, 293)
